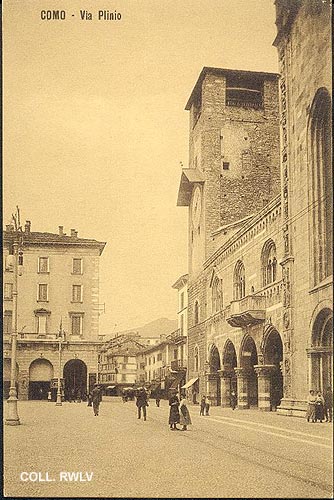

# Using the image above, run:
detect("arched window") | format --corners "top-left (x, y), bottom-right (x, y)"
top-left (194, 346), bottom-right (199, 372)
top-left (308, 88), bottom-right (333, 285)
top-left (261, 240), bottom-right (277, 287)
top-left (233, 261), bottom-right (245, 300)
top-left (194, 301), bottom-right (200, 325)
top-left (212, 276), bottom-right (223, 313)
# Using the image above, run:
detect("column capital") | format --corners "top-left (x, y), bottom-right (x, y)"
top-left (217, 368), bottom-right (234, 378)
top-left (254, 364), bottom-right (275, 377)
top-left (234, 367), bottom-right (252, 378)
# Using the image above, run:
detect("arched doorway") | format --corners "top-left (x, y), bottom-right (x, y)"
top-left (63, 359), bottom-right (87, 401)
top-left (240, 336), bottom-right (258, 407)
top-left (223, 340), bottom-right (237, 392)
top-left (207, 345), bottom-right (221, 406)
top-left (29, 359), bottom-right (54, 400)
top-left (263, 329), bottom-right (283, 410)
top-left (3, 359), bottom-right (19, 399)
top-left (311, 309), bottom-right (333, 391)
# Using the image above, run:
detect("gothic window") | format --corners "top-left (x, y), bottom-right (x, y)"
top-left (308, 88), bottom-right (332, 285)
top-left (233, 260), bottom-right (246, 300)
top-left (261, 240), bottom-right (277, 287)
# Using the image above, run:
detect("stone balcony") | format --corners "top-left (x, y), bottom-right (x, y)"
top-left (226, 295), bottom-right (266, 327)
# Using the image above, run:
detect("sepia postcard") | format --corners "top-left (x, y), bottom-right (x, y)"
top-left (2, 0), bottom-right (332, 498)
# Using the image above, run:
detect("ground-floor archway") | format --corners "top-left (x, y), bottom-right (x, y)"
top-left (207, 345), bottom-right (221, 406)
top-left (263, 328), bottom-right (284, 410)
top-left (29, 358), bottom-right (54, 400)
top-left (239, 336), bottom-right (258, 408)
top-left (221, 340), bottom-right (237, 407)
top-left (310, 309), bottom-right (333, 392)
top-left (63, 359), bottom-right (87, 401)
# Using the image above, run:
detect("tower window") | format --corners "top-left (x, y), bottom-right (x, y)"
top-left (223, 162), bottom-right (230, 170)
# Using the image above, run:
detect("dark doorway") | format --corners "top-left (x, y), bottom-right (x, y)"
top-left (223, 341), bottom-right (237, 395)
top-left (264, 329), bottom-right (283, 410)
top-left (63, 359), bottom-right (87, 400)
top-left (29, 358), bottom-right (53, 400)
top-left (209, 345), bottom-right (221, 405)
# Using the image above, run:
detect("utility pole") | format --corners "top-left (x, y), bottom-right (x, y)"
top-left (5, 207), bottom-right (22, 426)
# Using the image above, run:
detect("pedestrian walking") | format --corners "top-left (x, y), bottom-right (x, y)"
top-left (315, 391), bottom-right (325, 422)
top-left (92, 384), bottom-right (102, 416)
top-left (230, 390), bottom-right (237, 410)
top-left (205, 396), bottom-right (210, 416)
top-left (47, 390), bottom-right (52, 402)
top-left (306, 389), bottom-right (316, 423)
top-left (155, 397), bottom-right (161, 407)
top-left (179, 394), bottom-right (192, 431)
top-left (169, 390), bottom-right (180, 430)
top-left (200, 395), bottom-right (206, 416)
top-left (136, 387), bottom-right (148, 421)
top-left (324, 386), bottom-right (333, 422)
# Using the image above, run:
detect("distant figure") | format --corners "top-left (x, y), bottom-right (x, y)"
top-left (155, 397), bottom-right (161, 407)
top-left (306, 390), bottom-right (316, 423)
top-left (179, 395), bottom-right (192, 431)
top-left (169, 390), bottom-right (180, 430)
top-left (230, 390), bottom-right (237, 410)
top-left (205, 396), bottom-right (210, 416)
top-left (136, 387), bottom-right (148, 421)
top-left (315, 391), bottom-right (325, 422)
top-left (47, 390), bottom-right (52, 402)
top-left (76, 389), bottom-right (82, 403)
top-left (87, 391), bottom-right (92, 407)
top-left (70, 388), bottom-right (75, 403)
top-left (200, 396), bottom-right (206, 416)
top-left (324, 387), bottom-right (333, 423)
top-left (92, 384), bottom-right (102, 416)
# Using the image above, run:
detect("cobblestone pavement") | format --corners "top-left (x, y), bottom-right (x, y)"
top-left (4, 398), bottom-right (333, 498)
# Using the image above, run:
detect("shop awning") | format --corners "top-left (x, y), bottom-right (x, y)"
top-left (107, 385), bottom-right (116, 389)
top-left (181, 377), bottom-right (199, 389)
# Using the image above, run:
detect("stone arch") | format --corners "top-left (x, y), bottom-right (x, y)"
top-left (29, 358), bottom-right (54, 400)
top-left (206, 344), bottom-right (221, 406)
top-left (307, 87), bottom-right (332, 285)
top-left (309, 308), bottom-right (333, 392)
top-left (239, 335), bottom-right (258, 407)
top-left (63, 359), bottom-right (88, 401)
top-left (262, 326), bottom-right (284, 409)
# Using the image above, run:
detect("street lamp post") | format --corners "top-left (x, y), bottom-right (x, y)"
top-left (56, 329), bottom-right (63, 406)
top-left (6, 236), bottom-right (20, 425)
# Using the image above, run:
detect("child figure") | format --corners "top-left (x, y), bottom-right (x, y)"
top-left (200, 395), bottom-right (206, 416)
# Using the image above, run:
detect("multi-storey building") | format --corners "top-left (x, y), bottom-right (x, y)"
top-left (177, 2), bottom-right (332, 416)
top-left (3, 222), bottom-right (106, 400)
top-left (177, 67), bottom-right (286, 411)
top-left (272, 0), bottom-right (332, 415)
top-left (98, 333), bottom-right (146, 394)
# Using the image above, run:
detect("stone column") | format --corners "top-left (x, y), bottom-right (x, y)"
top-left (254, 364), bottom-right (275, 411)
top-left (218, 368), bottom-right (233, 407)
top-left (234, 367), bottom-right (249, 409)
top-left (206, 373), bottom-right (219, 406)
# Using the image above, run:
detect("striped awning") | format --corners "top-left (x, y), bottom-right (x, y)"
top-left (181, 377), bottom-right (199, 389)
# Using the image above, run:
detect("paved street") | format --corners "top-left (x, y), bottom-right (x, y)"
top-left (4, 398), bottom-right (333, 498)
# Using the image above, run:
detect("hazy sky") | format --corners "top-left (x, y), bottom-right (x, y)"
top-left (3, 0), bottom-right (278, 332)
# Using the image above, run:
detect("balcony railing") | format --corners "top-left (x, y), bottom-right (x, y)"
top-left (226, 294), bottom-right (266, 327)
top-left (170, 359), bottom-right (186, 371)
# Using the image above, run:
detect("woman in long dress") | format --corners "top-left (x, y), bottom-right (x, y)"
top-left (168, 391), bottom-right (180, 430)
top-left (179, 395), bottom-right (192, 431)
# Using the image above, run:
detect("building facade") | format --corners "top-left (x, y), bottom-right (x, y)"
top-left (3, 222), bottom-right (106, 400)
top-left (177, 3), bottom-right (332, 415)
top-left (272, 0), bottom-right (332, 414)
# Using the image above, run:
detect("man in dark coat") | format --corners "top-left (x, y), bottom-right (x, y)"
top-left (136, 387), bottom-right (148, 421)
top-left (92, 384), bottom-right (102, 416)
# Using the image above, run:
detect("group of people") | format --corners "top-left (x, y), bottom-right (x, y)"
top-left (200, 396), bottom-right (211, 416)
top-left (306, 387), bottom-right (332, 423)
top-left (168, 390), bottom-right (192, 431)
